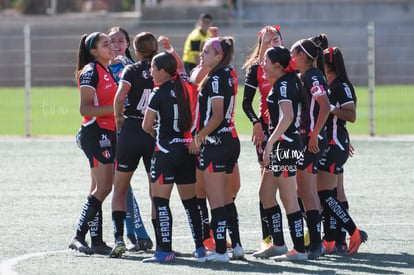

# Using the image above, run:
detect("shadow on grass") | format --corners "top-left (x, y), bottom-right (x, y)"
top-left (114, 251), bottom-right (413, 274)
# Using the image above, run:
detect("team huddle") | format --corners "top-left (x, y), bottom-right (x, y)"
top-left (68, 12), bottom-right (367, 264)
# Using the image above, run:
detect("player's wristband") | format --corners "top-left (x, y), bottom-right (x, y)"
top-left (166, 46), bottom-right (175, 54)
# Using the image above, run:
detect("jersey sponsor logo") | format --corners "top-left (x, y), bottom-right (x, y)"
top-left (170, 89), bottom-right (176, 98)
top-left (142, 70), bottom-right (151, 79)
top-left (310, 84), bottom-right (324, 98)
top-left (103, 74), bottom-right (110, 81)
top-left (280, 81), bottom-right (288, 98)
top-left (169, 137), bottom-right (192, 144)
top-left (212, 76), bottom-right (219, 94)
top-left (118, 163), bottom-right (128, 169)
top-left (344, 84), bottom-right (353, 99)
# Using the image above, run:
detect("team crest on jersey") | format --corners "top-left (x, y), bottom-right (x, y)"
top-left (170, 90), bottom-right (176, 98)
top-left (228, 77), bottom-right (234, 87)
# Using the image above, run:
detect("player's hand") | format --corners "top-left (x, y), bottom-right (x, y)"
top-left (209, 26), bottom-right (219, 38)
top-left (252, 122), bottom-right (264, 147)
top-left (308, 133), bottom-right (320, 154)
top-left (158, 36), bottom-right (172, 50)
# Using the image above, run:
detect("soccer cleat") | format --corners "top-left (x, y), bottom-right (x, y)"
top-left (271, 249), bottom-right (308, 262)
top-left (68, 237), bottom-right (94, 255)
top-left (125, 237), bottom-right (140, 252)
top-left (205, 251), bottom-right (230, 262)
top-left (261, 235), bottom-right (273, 250)
top-left (137, 237), bottom-right (153, 251)
top-left (193, 246), bottom-right (207, 261)
top-left (323, 240), bottom-right (336, 254)
top-left (232, 243), bottom-right (245, 260)
top-left (91, 242), bottom-right (112, 255)
top-left (335, 242), bottom-right (348, 254)
top-left (307, 242), bottom-right (326, 260)
top-left (109, 237), bottom-right (126, 258)
top-left (142, 251), bottom-right (175, 263)
top-left (347, 228), bottom-right (368, 255)
top-left (253, 244), bottom-right (288, 259)
top-left (203, 237), bottom-right (216, 251)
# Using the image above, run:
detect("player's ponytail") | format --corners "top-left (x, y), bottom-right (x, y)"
top-left (76, 32), bottom-right (100, 80)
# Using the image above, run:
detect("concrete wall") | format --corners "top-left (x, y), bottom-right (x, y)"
top-left (0, 0), bottom-right (412, 86)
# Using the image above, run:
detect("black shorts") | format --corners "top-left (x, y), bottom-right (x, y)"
top-left (115, 119), bottom-right (155, 173)
top-left (267, 135), bottom-right (303, 177)
top-left (256, 118), bottom-right (270, 163)
top-left (297, 130), bottom-right (328, 174)
top-left (150, 148), bottom-right (196, 185)
top-left (78, 121), bottom-right (116, 168)
top-left (319, 136), bottom-right (350, 174)
top-left (198, 135), bottom-right (240, 174)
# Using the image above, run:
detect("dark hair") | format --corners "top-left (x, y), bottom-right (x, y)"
top-left (76, 32), bottom-right (102, 80)
top-left (199, 13), bottom-right (213, 21)
top-left (292, 39), bottom-right (323, 74)
top-left (310, 33), bottom-right (329, 50)
top-left (324, 47), bottom-right (357, 104)
top-left (133, 32), bottom-right (158, 61)
top-left (200, 36), bottom-right (235, 89)
top-left (266, 46), bottom-right (309, 110)
top-left (107, 26), bottom-right (134, 61)
top-left (153, 52), bottom-right (192, 132)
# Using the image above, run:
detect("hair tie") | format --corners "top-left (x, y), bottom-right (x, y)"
top-left (328, 47), bottom-right (334, 63)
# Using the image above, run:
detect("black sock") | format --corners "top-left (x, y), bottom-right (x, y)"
top-left (183, 197), bottom-right (203, 248)
top-left (153, 197), bottom-right (172, 252)
top-left (226, 202), bottom-right (241, 248)
top-left (151, 218), bottom-right (160, 249)
top-left (197, 198), bottom-right (210, 240)
top-left (260, 201), bottom-right (270, 239)
top-left (210, 207), bottom-right (227, 254)
top-left (336, 201), bottom-right (349, 245)
top-left (265, 205), bottom-right (285, 246)
top-left (90, 207), bottom-right (103, 246)
top-left (112, 211), bottom-right (126, 239)
top-left (318, 190), bottom-right (356, 236)
top-left (76, 195), bottom-right (101, 240)
top-left (305, 210), bottom-right (322, 246)
top-left (287, 211), bottom-right (305, 253)
top-left (298, 198), bottom-right (306, 216)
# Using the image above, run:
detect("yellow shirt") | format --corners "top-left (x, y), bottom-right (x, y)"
top-left (182, 28), bottom-right (210, 65)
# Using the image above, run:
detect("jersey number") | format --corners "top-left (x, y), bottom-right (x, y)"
top-left (137, 89), bottom-right (152, 115)
top-left (173, 104), bottom-right (180, 133)
top-left (225, 95), bottom-right (235, 122)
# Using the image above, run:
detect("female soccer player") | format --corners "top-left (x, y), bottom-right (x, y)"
top-left (243, 25), bottom-right (285, 254)
top-left (259, 46), bottom-right (308, 262)
top-left (318, 46), bottom-right (367, 255)
top-left (290, 38), bottom-right (331, 260)
top-left (69, 32), bottom-right (117, 255)
top-left (108, 27), bottom-right (154, 253)
top-left (189, 36), bottom-right (241, 262)
top-left (142, 52), bottom-right (204, 263)
top-left (109, 32), bottom-right (158, 258)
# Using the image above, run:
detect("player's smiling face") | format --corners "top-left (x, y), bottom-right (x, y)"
top-left (91, 34), bottom-right (115, 63)
top-left (108, 31), bottom-right (128, 58)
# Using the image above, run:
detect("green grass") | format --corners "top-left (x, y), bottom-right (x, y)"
top-left (0, 85), bottom-right (413, 136)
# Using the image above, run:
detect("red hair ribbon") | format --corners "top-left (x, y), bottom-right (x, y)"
top-left (328, 47), bottom-right (334, 63)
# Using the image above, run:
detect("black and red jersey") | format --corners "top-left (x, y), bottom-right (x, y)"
top-left (78, 61), bottom-right (117, 131)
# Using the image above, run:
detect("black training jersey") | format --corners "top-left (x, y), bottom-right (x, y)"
top-left (326, 78), bottom-right (355, 143)
top-left (120, 61), bottom-right (153, 120)
top-left (267, 72), bottom-right (301, 140)
top-left (300, 67), bottom-right (328, 133)
top-left (147, 80), bottom-right (191, 153)
top-left (198, 66), bottom-right (236, 139)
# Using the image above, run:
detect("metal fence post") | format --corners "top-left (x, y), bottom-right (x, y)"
top-left (368, 21), bottom-right (375, 136)
top-left (24, 24), bottom-right (31, 137)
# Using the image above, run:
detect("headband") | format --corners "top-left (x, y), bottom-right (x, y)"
top-left (210, 38), bottom-right (223, 56)
top-left (298, 41), bottom-right (315, 60)
top-left (86, 32), bottom-right (100, 54)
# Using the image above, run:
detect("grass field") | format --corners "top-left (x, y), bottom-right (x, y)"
top-left (0, 137), bottom-right (413, 274)
top-left (0, 85), bottom-right (413, 136)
